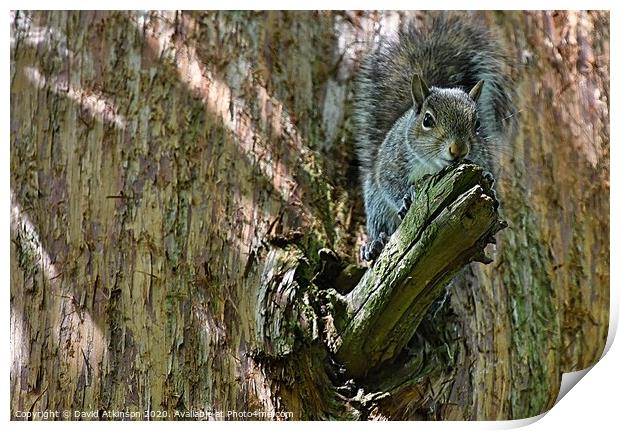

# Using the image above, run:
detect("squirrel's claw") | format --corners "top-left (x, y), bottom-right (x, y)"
top-left (481, 171), bottom-right (499, 210)
top-left (361, 232), bottom-right (389, 262)
top-left (398, 186), bottom-right (416, 220)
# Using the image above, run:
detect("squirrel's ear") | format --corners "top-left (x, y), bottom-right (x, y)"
top-left (469, 80), bottom-right (485, 103)
top-left (411, 74), bottom-right (430, 110)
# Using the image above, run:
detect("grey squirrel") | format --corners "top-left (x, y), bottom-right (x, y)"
top-left (354, 13), bottom-right (515, 261)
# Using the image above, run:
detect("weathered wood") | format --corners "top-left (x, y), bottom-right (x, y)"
top-left (10, 11), bottom-right (609, 421)
top-left (333, 164), bottom-right (505, 377)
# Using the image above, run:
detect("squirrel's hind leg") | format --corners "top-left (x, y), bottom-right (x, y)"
top-left (360, 232), bottom-right (389, 262)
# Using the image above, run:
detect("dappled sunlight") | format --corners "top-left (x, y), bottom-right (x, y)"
top-left (23, 66), bottom-right (126, 129)
top-left (10, 192), bottom-right (107, 390)
top-left (10, 10), bottom-right (74, 59)
top-left (11, 191), bottom-right (61, 282)
top-left (9, 308), bottom-right (28, 388)
top-left (9, 10), bottom-right (610, 420)
top-left (135, 11), bottom-right (322, 271)
top-left (12, 11), bottom-right (126, 130)
top-left (139, 12), bottom-right (308, 209)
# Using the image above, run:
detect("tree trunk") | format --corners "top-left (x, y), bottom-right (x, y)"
top-left (10, 10), bottom-right (609, 420)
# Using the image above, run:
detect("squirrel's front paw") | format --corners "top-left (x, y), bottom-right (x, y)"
top-left (481, 171), bottom-right (499, 210)
top-left (398, 186), bottom-right (416, 220)
top-left (360, 232), bottom-right (389, 262)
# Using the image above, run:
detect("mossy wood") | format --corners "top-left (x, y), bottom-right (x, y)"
top-left (334, 164), bottom-right (505, 377)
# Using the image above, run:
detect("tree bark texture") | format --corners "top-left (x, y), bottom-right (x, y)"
top-left (10, 11), bottom-right (609, 420)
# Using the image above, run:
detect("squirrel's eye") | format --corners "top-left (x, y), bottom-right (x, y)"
top-left (422, 112), bottom-right (435, 129)
top-left (475, 119), bottom-right (481, 131)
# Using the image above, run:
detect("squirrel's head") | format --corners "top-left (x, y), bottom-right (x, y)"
top-left (409, 74), bottom-right (484, 169)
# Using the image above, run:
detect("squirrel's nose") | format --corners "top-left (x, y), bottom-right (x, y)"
top-left (449, 143), bottom-right (468, 159)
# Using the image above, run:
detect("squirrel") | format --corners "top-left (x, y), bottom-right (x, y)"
top-left (354, 13), bottom-right (516, 261)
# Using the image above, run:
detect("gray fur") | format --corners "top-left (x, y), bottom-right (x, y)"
top-left (354, 13), bottom-right (516, 259)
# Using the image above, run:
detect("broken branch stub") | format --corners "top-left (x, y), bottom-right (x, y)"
top-left (333, 163), bottom-right (506, 378)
